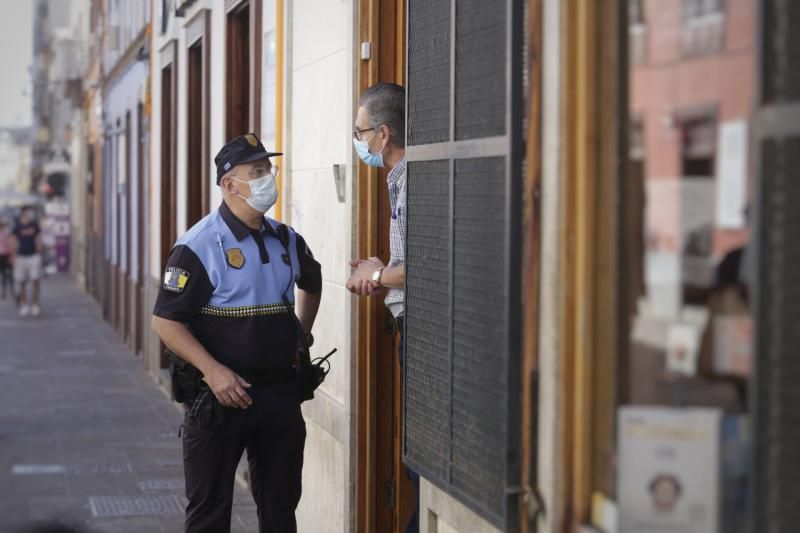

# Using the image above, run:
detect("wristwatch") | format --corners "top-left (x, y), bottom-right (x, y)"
top-left (371, 267), bottom-right (385, 286)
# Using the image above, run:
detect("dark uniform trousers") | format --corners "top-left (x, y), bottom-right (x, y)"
top-left (182, 380), bottom-right (306, 533)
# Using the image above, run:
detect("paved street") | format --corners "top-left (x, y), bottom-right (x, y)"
top-left (0, 275), bottom-right (259, 532)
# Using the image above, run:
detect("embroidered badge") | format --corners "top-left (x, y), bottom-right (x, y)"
top-left (226, 248), bottom-right (245, 269)
top-left (163, 267), bottom-right (190, 293)
top-left (245, 133), bottom-right (258, 147)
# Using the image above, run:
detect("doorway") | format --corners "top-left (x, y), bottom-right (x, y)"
top-left (225, 0), bottom-right (262, 138)
top-left (187, 9), bottom-right (211, 226)
top-left (354, 1), bottom-right (411, 532)
top-left (135, 103), bottom-right (146, 356)
top-left (123, 111), bottom-right (132, 346)
top-left (160, 42), bottom-right (178, 369)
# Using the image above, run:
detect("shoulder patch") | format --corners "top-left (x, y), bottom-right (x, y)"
top-left (163, 267), bottom-right (190, 293)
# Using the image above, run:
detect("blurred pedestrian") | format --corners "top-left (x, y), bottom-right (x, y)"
top-left (12, 206), bottom-right (44, 317)
top-left (0, 218), bottom-right (13, 299)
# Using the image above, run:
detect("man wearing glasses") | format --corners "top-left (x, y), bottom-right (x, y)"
top-left (348, 83), bottom-right (418, 533)
top-left (152, 133), bottom-right (322, 533)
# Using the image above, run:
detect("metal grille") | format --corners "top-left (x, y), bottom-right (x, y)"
top-left (407, 0), bottom-right (451, 146)
top-left (762, 1), bottom-right (800, 103)
top-left (455, 0), bottom-right (507, 140)
top-left (89, 495), bottom-right (187, 517)
top-left (451, 157), bottom-right (508, 518)
top-left (753, 138), bottom-right (800, 531)
top-left (405, 160), bottom-right (452, 481)
top-left (404, 0), bottom-right (523, 528)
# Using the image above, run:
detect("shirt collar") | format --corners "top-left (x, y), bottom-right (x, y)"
top-left (387, 157), bottom-right (407, 186)
top-left (220, 200), bottom-right (260, 241)
top-left (220, 201), bottom-right (280, 242)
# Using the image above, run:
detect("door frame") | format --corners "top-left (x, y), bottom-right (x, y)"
top-left (159, 40), bottom-right (179, 369)
top-left (555, 0), bottom-right (624, 529)
top-left (354, 1), bottom-right (408, 532)
top-left (520, 0), bottom-right (543, 530)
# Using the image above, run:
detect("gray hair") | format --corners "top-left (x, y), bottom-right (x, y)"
top-left (359, 82), bottom-right (405, 148)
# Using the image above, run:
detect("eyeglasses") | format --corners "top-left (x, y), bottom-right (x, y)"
top-left (353, 126), bottom-right (377, 141)
top-left (230, 165), bottom-right (280, 181)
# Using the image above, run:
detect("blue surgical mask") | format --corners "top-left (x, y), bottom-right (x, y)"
top-left (353, 135), bottom-right (385, 168)
top-left (233, 173), bottom-right (279, 213)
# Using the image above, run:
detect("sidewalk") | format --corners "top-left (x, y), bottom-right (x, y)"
top-left (0, 275), bottom-right (259, 532)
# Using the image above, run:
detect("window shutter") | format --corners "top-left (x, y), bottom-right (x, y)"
top-left (403, 0), bottom-right (525, 528)
top-left (752, 1), bottom-right (800, 531)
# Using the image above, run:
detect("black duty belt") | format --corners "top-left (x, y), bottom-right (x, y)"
top-left (239, 368), bottom-right (297, 387)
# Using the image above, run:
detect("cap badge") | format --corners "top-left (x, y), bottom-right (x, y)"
top-left (245, 134), bottom-right (258, 147)
top-left (226, 248), bottom-right (246, 269)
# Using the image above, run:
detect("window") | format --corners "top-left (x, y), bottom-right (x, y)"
top-left (629, 0), bottom-right (645, 26)
top-left (684, 0), bottom-right (723, 20)
top-left (682, 0), bottom-right (725, 56)
top-left (186, 10), bottom-right (211, 226)
top-left (225, 0), bottom-right (262, 138)
top-left (629, 0), bottom-right (646, 64)
top-left (680, 115), bottom-right (716, 178)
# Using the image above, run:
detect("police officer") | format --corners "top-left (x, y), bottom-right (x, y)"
top-left (152, 133), bottom-right (322, 533)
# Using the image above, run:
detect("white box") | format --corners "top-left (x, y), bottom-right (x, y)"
top-left (618, 407), bottom-right (722, 533)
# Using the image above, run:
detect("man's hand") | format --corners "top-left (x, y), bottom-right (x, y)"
top-left (202, 363), bottom-right (252, 409)
top-left (347, 257), bottom-right (385, 296)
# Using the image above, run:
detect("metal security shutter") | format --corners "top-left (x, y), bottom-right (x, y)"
top-left (404, 0), bottom-right (524, 528)
top-left (752, 2), bottom-right (800, 531)
top-left (752, 139), bottom-right (800, 532)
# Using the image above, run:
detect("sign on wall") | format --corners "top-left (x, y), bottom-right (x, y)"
top-left (715, 120), bottom-right (748, 229)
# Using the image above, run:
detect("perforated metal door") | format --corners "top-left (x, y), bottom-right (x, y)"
top-left (403, 0), bottom-right (524, 528)
top-left (752, 2), bottom-right (800, 531)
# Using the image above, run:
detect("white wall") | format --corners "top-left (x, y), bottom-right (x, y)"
top-left (286, 0), bottom-right (356, 531)
top-left (420, 479), bottom-right (502, 533)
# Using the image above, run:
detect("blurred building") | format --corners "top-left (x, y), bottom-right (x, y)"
top-left (0, 128), bottom-right (34, 196)
top-left (630, 0), bottom-right (754, 317)
top-left (27, 0), bottom-right (91, 273)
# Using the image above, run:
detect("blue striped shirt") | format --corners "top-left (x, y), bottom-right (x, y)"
top-left (386, 157), bottom-right (406, 318)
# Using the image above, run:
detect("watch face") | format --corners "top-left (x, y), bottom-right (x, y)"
top-left (372, 269), bottom-right (381, 282)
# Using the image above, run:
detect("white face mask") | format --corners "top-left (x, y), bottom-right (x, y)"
top-left (233, 173), bottom-right (279, 213)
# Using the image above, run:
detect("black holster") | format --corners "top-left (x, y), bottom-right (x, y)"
top-left (165, 349), bottom-right (202, 404)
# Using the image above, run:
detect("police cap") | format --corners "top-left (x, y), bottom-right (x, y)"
top-left (214, 133), bottom-right (282, 184)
